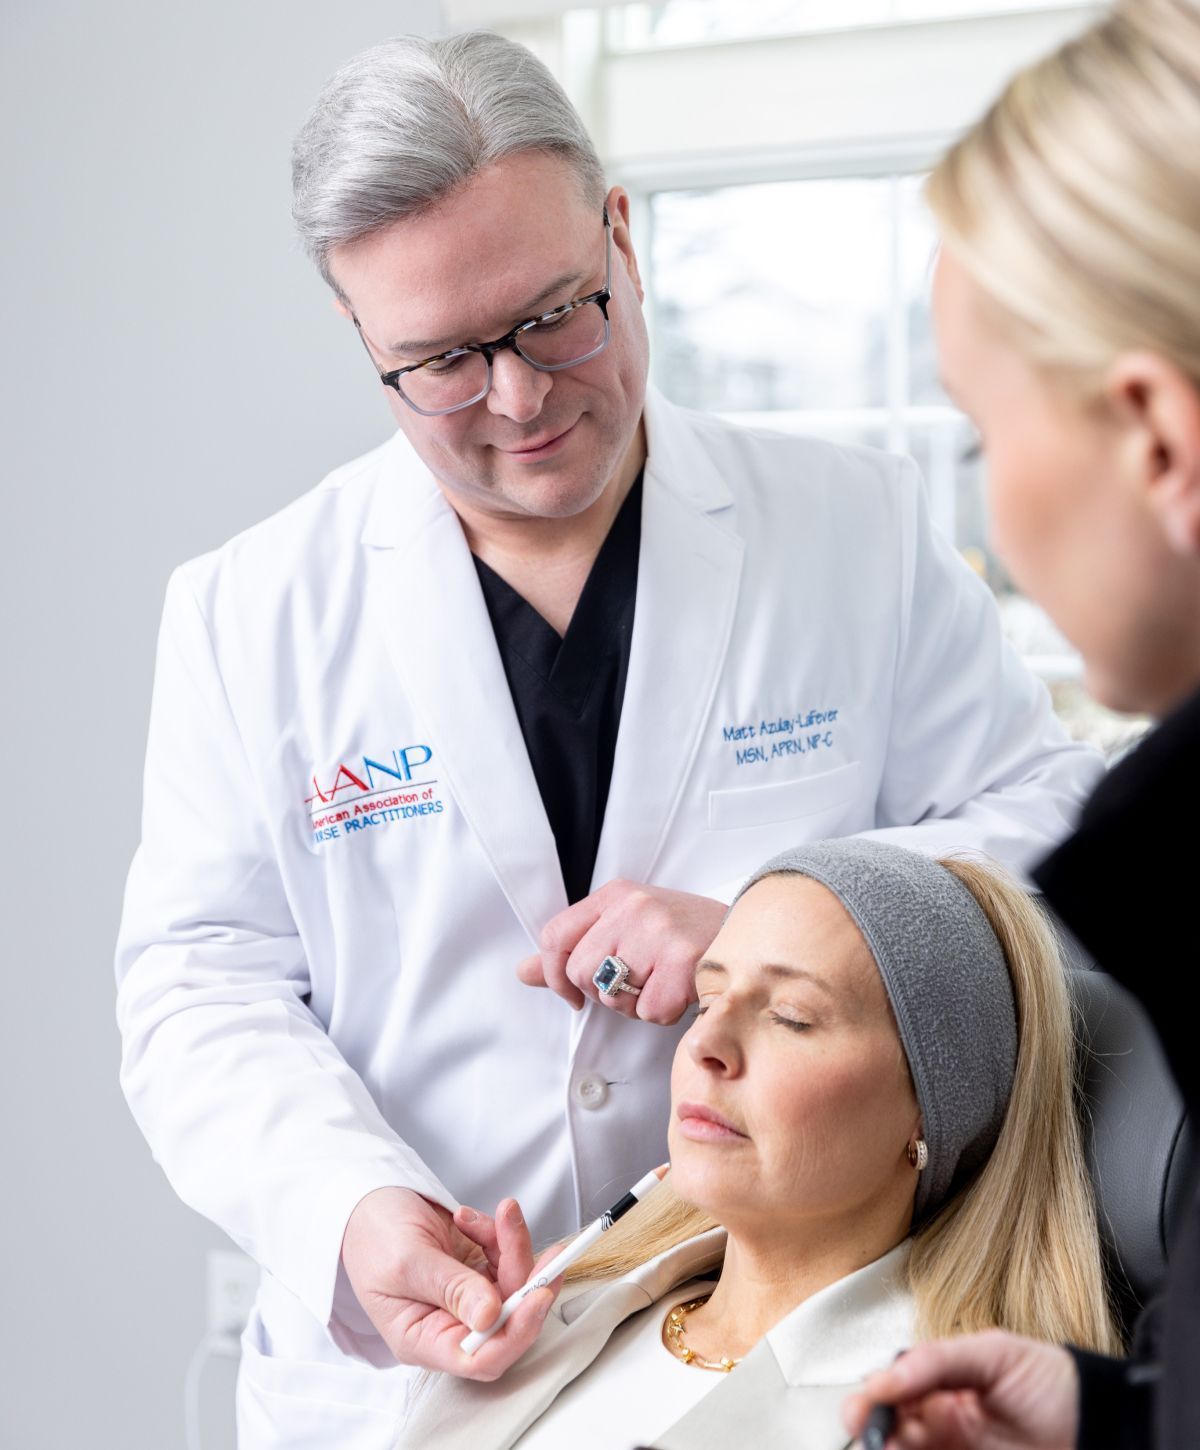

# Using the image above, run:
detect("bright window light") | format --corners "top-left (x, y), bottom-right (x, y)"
top-left (647, 171), bottom-right (1144, 753)
top-left (608, 0), bottom-right (1095, 49)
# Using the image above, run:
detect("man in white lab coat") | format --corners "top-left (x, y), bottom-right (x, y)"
top-left (115, 31), bottom-right (1100, 1449)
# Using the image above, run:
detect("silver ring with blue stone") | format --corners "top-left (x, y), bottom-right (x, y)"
top-left (592, 954), bottom-right (642, 997)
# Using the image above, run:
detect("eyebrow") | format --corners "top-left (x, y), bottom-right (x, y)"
top-left (694, 959), bottom-right (835, 996)
top-left (386, 267), bottom-right (589, 357)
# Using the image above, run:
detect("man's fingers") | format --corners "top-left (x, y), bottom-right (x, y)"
top-left (541, 947), bottom-right (586, 1008)
top-left (634, 963), bottom-right (693, 1025)
top-left (564, 918), bottom-right (641, 1012)
top-left (454, 1199), bottom-right (541, 1303)
top-left (453, 1206), bottom-right (502, 1277)
top-left (452, 1286), bottom-right (557, 1381)
top-left (493, 1198), bottom-right (535, 1299)
top-left (561, 916), bottom-right (619, 1007)
top-left (516, 954), bottom-right (546, 987)
top-left (522, 942), bottom-right (586, 1009)
top-left (401, 1242), bottom-right (503, 1334)
top-left (539, 891), bottom-right (609, 956)
top-left (516, 948), bottom-right (585, 1009)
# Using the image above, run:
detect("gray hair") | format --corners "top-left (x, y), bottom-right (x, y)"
top-left (292, 31), bottom-right (607, 292)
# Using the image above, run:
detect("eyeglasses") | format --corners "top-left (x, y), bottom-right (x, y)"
top-left (353, 208), bottom-right (613, 417)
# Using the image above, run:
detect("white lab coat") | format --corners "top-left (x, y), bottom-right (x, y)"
top-left (115, 388), bottom-right (1099, 1447)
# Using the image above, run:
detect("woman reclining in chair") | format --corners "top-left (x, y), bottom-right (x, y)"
top-left (397, 838), bottom-right (1118, 1450)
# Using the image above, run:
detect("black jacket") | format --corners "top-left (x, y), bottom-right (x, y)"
top-left (1033, 687), bottom-right (1200, 1450)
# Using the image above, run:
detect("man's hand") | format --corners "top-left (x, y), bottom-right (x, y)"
top-left (841, 1331), bottom-right (1080, 1449)
top-left (340, 1187), bottom-right (561, 1381)
top-left (517, 879), bottom-right (727, 1024)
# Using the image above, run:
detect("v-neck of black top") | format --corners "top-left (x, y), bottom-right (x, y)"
top-left (473, 473), bottom-right (643, 904)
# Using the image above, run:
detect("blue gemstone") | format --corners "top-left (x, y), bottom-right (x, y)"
top-left (594, 958), bottom-right (620, 992)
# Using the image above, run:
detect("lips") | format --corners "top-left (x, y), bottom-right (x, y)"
top-left (500, 419), bottom-right (577, 455)
top-left (675, 1101), bottom-right (748, 1140)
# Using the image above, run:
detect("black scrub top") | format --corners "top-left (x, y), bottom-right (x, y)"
top-left (473, 474), bottom-right (642, 905)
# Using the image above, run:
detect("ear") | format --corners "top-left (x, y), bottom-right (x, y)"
top-left (332, 295), bottom-right (353, 321)
top-left (1104, 351), bottom-right (1200, 556)
top-left (606, 185), bottom-right (645, 304)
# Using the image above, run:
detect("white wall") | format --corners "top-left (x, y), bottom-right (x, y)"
top-left (0, 3), bottom-right (441, 1446)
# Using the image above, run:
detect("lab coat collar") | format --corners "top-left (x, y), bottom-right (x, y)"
top-left (356, 392), bottom-right (744, 951)
top-left (360, 427), bottom-right (445, 548)
top-left (358, 386), bottom-right (735, 545)
top-left (359, 431), bottom-right (567, 944)
top-left (642, 383), bottom-right (735, 514)
top-left (587, 386), bottom-right (744, 894)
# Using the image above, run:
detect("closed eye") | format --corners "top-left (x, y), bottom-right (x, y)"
top-left (691, 1003), bottom-right (811, 1033)
top-left (525, 308), bottom-right (575, 334)
top-left (420, 351), bottom-right (473, 376)
top-left (770, 1013), bottom-right (810, 1033)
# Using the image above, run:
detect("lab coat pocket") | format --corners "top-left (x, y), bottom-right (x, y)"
top-left (707, 762), bottom-right (863, 831)
top-left (237, 1308), bottom-right (411, 1448)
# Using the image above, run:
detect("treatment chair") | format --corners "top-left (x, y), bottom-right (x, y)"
top-left (1070, 969), bottom-right (1195, 1338)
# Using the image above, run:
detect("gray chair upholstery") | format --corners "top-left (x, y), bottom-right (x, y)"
top-left (1070, 969), bottom-right (1194, 1332)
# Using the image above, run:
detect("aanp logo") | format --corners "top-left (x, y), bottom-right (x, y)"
top-left (305, 745), bottom-right (444, 845)
top-left (304, 745), bottom-right (433, 808)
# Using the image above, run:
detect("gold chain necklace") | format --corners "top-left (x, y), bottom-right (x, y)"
top-left (662, 1294), bottom-right (741, 1373)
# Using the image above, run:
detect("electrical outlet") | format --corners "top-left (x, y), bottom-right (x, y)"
top-left (206, 1248), bottom-right (260, 1337)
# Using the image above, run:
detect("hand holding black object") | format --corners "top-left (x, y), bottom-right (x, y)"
top-left (841, 1331), bottom-right (1078, 1449)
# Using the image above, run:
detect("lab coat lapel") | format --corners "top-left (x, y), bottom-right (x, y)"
top-left (361, 434), bottom-right (567, 943)
top-left (592, 391), bottom-right (743, 890)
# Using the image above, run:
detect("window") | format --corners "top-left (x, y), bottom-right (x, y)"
top-left (607, 0), bottom-right (1095, 49)
top-left (489, 1), bottom-right (1142, 754)
top-left (651, 175), bottom-right (980, 561)
top-left (646, 171), bottom-right (1147, 755)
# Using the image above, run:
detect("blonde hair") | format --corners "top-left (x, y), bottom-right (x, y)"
top-left (568, 856), bottom-right (1120, 1354)
top-left (926, 0), bottom-right (1200, 395)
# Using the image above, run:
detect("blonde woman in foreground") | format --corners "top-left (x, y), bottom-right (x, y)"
top-left (396, 838), bottom-right (1115, 1450)
top-left (843, 2), bottom-right (1200, 1448)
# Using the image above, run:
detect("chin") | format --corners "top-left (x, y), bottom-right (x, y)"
top-left (1081, 670), bottom-right (1138, 717)
top-left (1080, 654), bottom-right (1171, 719)
top-left (498, 463), bottom-right (613, 518)
top-left (668, 1144), bottom-right (747, 1218)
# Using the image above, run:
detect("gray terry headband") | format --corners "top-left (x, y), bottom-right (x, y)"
top-left (733, 838), bottom-right (1018, 1225)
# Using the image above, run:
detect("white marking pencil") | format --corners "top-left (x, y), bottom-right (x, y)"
top-left (459, 1166), bottom-right (666, 1355)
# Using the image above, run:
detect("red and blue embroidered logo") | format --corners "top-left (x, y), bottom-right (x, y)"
top-left (305, 746), bottom-right (444, 844)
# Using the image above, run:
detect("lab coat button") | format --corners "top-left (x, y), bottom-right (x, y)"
top-left (574, 1074), bottom-right (609, 1109)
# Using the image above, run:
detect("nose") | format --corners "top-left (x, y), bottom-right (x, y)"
top-left (486, 346), bottom-right (552, 424)
top-left (685, 1002), bottom-right (743, 1078)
